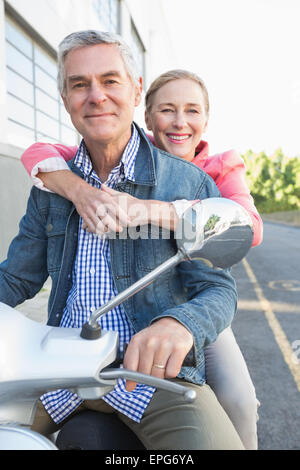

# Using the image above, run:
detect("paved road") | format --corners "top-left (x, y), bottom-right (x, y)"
top-left (231, 221), bottom-right (300, 450)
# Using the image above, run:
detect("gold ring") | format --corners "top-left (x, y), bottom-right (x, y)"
top-left (153, 363), bottom-right (165, 369)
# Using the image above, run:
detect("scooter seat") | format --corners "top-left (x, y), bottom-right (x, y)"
top-left (56, 410), bottom-right (145, 450)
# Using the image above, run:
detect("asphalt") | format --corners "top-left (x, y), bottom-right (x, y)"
top-left (231, 221), bottom-right (300, 450)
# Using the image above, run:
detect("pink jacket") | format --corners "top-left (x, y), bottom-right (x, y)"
top-left (21, 138), bottom-right (263, 246)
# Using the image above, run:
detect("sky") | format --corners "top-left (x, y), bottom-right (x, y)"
top-left (161, 0), bottom-right (300, 157)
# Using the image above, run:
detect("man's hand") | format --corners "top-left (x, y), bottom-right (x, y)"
top-left (123, 317), bottom-right (194, 391)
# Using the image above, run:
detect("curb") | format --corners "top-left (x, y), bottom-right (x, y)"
top-left (262, 211), bottom-right (300, 228)
top-left (262, 219), bottom-right (300, 229)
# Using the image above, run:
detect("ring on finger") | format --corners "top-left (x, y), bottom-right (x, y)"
top-left (153, 363), bottom-right (166, 369)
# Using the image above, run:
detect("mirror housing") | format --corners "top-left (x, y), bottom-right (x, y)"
top-left (176, 198), bottom-right (253, 269)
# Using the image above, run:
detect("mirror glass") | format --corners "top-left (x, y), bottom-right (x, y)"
top-left (175, 198), bottom-right (254, 269)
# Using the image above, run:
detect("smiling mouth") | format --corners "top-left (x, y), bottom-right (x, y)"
top-left (85, 113), bottom-right (115, 118)
top-left (166, 134), bottom-right (191, 143)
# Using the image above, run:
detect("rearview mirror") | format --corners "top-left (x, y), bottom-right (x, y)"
top-left (176, 198), bottom-right (253, 269)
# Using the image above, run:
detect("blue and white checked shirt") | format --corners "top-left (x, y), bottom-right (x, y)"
top-left (41, 125), bottom-right (156, 424)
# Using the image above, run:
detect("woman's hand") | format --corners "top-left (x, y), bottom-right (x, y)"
top-left (100, 185), bottom-right (179, 234)
top-left (36, 171), bottom-right (129, 233)
top-left (71, 182), bottom-right (133, 234)
top-left (72, 182), bottom-right (158, 235)
top-left (37, 171), bottom-right (194, 235)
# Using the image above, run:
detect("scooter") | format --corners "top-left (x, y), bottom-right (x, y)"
top-left (0, 198), bottom-right (253, 450)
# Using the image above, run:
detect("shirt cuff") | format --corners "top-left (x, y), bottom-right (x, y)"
top-left (31, 157), bottom-right (71, 193)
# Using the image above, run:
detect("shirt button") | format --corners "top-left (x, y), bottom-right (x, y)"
top-left (47, 224), bottom-right (53, 232)
top-left (90, 268), bottom-right (95, 275)
top-left (91, 306), bottom-right (96, 312)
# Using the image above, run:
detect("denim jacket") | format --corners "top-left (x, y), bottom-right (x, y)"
top-left (0, 125), bottom-right (237, 385)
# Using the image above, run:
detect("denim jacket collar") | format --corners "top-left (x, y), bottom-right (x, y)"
top-left (68, 124), bottom-right (157, 187)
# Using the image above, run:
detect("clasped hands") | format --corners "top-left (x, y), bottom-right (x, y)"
top-left (72, 182), bottom-right (178, 235)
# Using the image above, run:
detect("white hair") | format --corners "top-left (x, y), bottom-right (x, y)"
top-left (58, 30), bottom-right (140, 95)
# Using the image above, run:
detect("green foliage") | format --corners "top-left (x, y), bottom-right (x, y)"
top-left (242, 149), bottom-right (300, 213)
top-left (204, 214), bottom-right (221, 233)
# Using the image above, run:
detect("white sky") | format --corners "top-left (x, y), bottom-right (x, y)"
top-left (161, 0), bottom-right (300, 156)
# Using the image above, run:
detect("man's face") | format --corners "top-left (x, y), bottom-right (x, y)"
top-left (62, 44), bottom-right (142, 147)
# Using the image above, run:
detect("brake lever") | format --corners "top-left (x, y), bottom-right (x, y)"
top-left (99, 368), bottom-right (196, 403)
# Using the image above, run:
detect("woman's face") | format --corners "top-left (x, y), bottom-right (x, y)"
top-left (145, 78), bottom-right (208, 162)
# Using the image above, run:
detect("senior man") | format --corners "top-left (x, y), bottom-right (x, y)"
top-left (0, 30), bottom-right (243, 450)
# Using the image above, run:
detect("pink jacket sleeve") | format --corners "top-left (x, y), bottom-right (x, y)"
top-left (203, 150), bottom-right (263, 247)
top-left (21, 143), bottom-right (78, 176)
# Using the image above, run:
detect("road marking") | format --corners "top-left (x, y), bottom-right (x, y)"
top-left (238, 299), bottom-right (300, 314)
top-left (242, 258), bottom-right (300, 393)
top-left (268, 280), bottom-right (300, 291)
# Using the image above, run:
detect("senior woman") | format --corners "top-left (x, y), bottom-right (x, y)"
top-left (21, 69), bottom-right (262, 450)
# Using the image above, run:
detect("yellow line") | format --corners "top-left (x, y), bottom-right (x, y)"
top-left (242, 258), bottom-right (300, 393)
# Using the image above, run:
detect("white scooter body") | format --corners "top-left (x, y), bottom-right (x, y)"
top-left (0, 305), bottom-right (195, 450)
top-left (0, 303), bottom-right (118, 450)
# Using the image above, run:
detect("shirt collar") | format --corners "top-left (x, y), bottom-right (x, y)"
top-left (74, 124), bottom-right (140, 185)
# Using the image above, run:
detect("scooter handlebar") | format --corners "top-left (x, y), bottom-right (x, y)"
top-left (99, 368), bottom-right (196, 403)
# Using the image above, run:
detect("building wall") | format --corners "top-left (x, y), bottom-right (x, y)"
top-left (0, 0), bottom-right (176, 261)
top-left (0, 143), bottom-right (33, 261)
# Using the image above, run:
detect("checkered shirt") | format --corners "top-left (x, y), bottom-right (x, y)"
top-left (40, 125), bottom-right (155, 423)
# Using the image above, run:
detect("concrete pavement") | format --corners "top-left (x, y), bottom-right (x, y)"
top-left (16, 278), bottom-right (50, 324)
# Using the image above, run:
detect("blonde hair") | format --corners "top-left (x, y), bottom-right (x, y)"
top-left (145, 69), bottom-right (209, 118)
